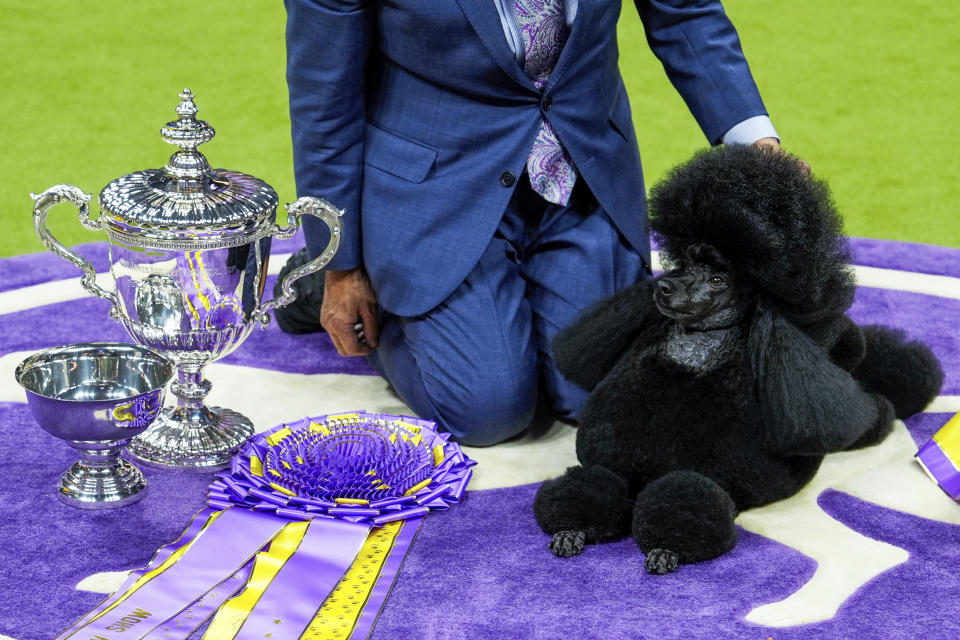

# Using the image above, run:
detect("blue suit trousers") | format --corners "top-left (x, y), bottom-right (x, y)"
top-left (367, 179), bottom-right (647, 446)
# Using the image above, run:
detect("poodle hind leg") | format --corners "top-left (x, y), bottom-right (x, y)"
top-left (534, 465), bottom-right (633, 558)
top-left (632, 470), bottom-right (737, 574)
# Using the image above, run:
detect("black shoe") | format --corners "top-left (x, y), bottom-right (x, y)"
top-left (273, 247), bottom-right (325, 334)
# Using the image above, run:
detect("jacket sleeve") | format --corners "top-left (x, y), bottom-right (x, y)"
top-left (634, 0), bottom-right (769, 145)
top-left (284, 0), bottom-right (371, 270)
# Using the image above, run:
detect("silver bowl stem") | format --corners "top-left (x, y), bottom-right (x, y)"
top-left (58, 446), bottom-right (147, 509)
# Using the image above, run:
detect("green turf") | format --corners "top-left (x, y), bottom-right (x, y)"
top-left (1, 1), bottom-right (957, 259)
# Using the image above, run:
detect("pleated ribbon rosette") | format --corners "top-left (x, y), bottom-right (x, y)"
top-left (916, 410), bottom-right (960, 500)
top-left (58, 411), bottom-right (476, 640)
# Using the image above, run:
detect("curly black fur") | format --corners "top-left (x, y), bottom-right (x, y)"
top-left (649, 145), bottom-right (855, 327)
top-left (534, 145), bottom-right (943, 574)
top-left (853, 325), bottom-right (944, 419)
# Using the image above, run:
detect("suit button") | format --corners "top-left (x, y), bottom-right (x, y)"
top-left (542, 96), bottom-right (552, 111)
top-left (500, 171), bottom-right (516, 187)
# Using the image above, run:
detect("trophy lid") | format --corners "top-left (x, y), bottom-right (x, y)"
top-left (97, 89), bottom-right (279, 250)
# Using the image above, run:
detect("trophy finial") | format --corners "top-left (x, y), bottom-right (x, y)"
top-left (175, 88), bottom-right (199, 119)
top-left (161, 88), bottom-right (215, 178)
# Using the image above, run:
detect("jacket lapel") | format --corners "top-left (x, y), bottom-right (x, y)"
top-left (548, 0), bottom-right (606, 91)
top-left (454, 0), bottom-right (536, 91)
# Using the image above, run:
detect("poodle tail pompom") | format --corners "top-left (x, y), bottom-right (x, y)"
top-left (852, 325), bottom-right (944, 419)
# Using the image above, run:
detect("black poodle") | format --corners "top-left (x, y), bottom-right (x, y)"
top-left (533, 145), bottom-right (943, 574)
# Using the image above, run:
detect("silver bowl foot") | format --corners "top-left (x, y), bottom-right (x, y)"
top-left (126, 405), bottom-right (254, 470)
top-left (58, 457), bottom-right (147, 509)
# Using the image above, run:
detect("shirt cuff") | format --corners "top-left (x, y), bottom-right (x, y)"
top-left (721, 115), bottom-right (779, 146)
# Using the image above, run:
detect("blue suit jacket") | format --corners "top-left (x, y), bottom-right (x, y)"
top-left (285, 0), bottom-right (768, 317)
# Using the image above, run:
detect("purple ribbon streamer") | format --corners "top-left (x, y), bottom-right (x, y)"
top-left (66, 508), bottom-right (288, 639)
top-left (140, 561), bottom-right (254, 640)
top-left (56, 508), bottom-right (214, 639)
top-left (234, 518), bottom-right (372, 638)
top-left (348, 517), bottom-right (423, 640)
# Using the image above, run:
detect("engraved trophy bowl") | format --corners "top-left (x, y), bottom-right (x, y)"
top-left (31, 89), bottom-right (343, 469)
top-left (15, 343), bottom-right (174, 508)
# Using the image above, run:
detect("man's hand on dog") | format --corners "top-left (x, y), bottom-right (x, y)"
top-left (752, 137), bottom-right (811, 176)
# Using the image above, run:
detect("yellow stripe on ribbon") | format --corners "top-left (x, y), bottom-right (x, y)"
top-left (396, 420), bottom-right (421, 434)
top-left (249, 454), bottom-right (264, 477)
top-left (266, 427), bottom-right (293, 447)
top-left (203, 520), bottom-right (310, 639)
top-left (60, 509), bottom-right (225, 637)
top-left (328, 412), bottom-right (360, 422)
top-left (404, 479), bottom-right (432, 496)
top-left (335, 498), bottom-right (369, 505)
top-left (934, 412), bottom-right (960, 466)
top-left (310, 421), bottom-right (332, 436)
top-left (301, 521), bottom-right (404, 640)
top-left (432, 444), bottom-right (445, 467)
top-left (269, 482), bottom-right (296, 497)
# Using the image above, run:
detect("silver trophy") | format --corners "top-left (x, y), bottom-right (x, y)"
top-left (16, 343), bottom-right (174, 508)
top-left (32, 89), bottom-right (343, 469)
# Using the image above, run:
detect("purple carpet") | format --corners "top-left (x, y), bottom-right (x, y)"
top-left (1, 236), bottom-right (958, 639)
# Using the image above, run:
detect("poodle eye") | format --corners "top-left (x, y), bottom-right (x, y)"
top-left (709, 275), bottom-right (726, 287)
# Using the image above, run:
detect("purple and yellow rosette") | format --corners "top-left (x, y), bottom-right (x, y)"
top-left (916, 411), bottom-right (960, 500)
top-left (58, 411), bottom-right (475, 640)
top-left (207, 411), bottom-right (473, 524)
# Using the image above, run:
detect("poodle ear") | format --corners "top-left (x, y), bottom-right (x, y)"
top-left (552, 279), bottom-right (665, 392)
top-left (748, 305), bottom-right (879, 455)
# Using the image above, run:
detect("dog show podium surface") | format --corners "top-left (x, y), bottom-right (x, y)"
top-left (0, 234), bottom-right (958, 639)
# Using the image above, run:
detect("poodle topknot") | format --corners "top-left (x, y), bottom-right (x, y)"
top-left (648, 145), bottom-right (854, 325)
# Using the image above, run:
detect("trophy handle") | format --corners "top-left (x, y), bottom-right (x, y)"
top-left (31, 185), bottom-right (121, 319)
top-left (256, 196), bottom-right (344, 324)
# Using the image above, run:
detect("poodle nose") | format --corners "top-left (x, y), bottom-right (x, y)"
top-left (657, 279), bottom-right (675, 297)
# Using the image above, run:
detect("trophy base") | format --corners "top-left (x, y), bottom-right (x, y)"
top-left (126, 405), bottom-right (254, 470)
top-left (58, 457), bottom-right (147, 509)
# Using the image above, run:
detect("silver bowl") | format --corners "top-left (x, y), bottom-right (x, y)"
top-left (15, 343), bottom-right (174, 508)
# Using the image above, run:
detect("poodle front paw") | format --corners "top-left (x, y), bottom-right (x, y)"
top-left (644, 548), bottom-right (679, 575)
top-left (549, 530), bottom-right (586, 558)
